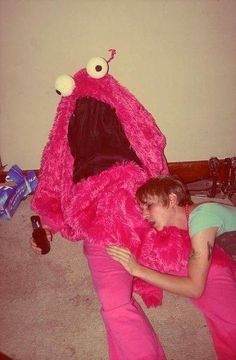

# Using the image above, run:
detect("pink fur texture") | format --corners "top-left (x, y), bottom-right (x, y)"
top-left (32, 68), bottom-right (168, 238)
top-left (32, 67), bottom-right (235, 307)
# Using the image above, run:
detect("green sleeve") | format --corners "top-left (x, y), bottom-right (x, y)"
top-left (189, 209), bottom-right (222, 237)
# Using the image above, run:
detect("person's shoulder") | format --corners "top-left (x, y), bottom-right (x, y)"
top-left (192, 202), bottom-right (227, 213)
top-left (189, 202), bottom-right (221, 237)
top-left (197, 202), bottom-right (236, 213)
top-left (191, 202), bottom-right (216, 213)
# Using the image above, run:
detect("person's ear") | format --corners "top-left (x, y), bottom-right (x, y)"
top-left (169, 193), bottom-right (178, 207)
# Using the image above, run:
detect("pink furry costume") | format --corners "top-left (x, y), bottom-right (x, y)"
top-left (32, 51), bottom-right (236, 359)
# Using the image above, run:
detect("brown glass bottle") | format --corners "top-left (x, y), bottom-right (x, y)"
top-left (31, 215), bottom-right (50, 255)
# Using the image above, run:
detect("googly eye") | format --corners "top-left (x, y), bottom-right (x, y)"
top-left (86, 57), bottom-right (109, 79)
top-left (55, 75), bottom-right (75, 96)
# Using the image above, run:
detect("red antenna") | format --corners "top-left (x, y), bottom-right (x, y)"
top-left (107, 49), bottom-right (117, 63)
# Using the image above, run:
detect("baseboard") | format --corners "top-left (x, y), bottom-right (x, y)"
top-left (0, 159), bottom-right (225, 184)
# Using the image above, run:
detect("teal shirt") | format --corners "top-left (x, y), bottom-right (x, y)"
top-left (189, 202), bottom-right (236, 238)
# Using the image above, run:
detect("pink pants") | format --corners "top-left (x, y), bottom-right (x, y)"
top-left (192, 265), bottom-right (236, 360)
top-left (84, 242), bottom-right (166, 360)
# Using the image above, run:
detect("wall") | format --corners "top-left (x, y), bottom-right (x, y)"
top-left (0, 0), bottom-right (236, 169)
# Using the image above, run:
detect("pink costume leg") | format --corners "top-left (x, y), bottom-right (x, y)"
top-left (191, 266), bottom-right (236, 360)
top-left (84, 241), bottom-right (166, 360)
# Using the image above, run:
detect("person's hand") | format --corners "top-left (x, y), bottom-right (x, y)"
top-left (107, 246), bottom-right (140, 276)
top-left (31, 228), bottom-right (52, 255)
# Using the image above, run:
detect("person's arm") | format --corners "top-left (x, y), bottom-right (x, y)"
top-left (107, 227), bottom-right (218, 299)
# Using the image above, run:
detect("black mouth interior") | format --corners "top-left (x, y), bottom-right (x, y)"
top-left (68, 96), bottom-right (142, 183)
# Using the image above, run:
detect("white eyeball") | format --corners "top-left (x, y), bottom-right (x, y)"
top-left (55, 75), bottom-right (75, 96)
top-left (86, 57), bottom-right (109, 79)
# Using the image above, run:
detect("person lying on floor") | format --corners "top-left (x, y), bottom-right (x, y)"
top-left (107, 175), bottom-right (236, 360)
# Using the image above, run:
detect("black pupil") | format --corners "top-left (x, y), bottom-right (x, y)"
top-left (95, 65), bottom-right (102, 72)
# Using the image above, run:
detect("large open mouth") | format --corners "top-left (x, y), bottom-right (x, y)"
top-left (68, 96), bottom-right (142, 183)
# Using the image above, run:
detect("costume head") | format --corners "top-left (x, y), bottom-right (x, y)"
top-left (53, 49), bottom-right (168, 182)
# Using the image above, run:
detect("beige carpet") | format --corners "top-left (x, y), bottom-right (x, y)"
top-left (0, 196), bottom-right (216, 360)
